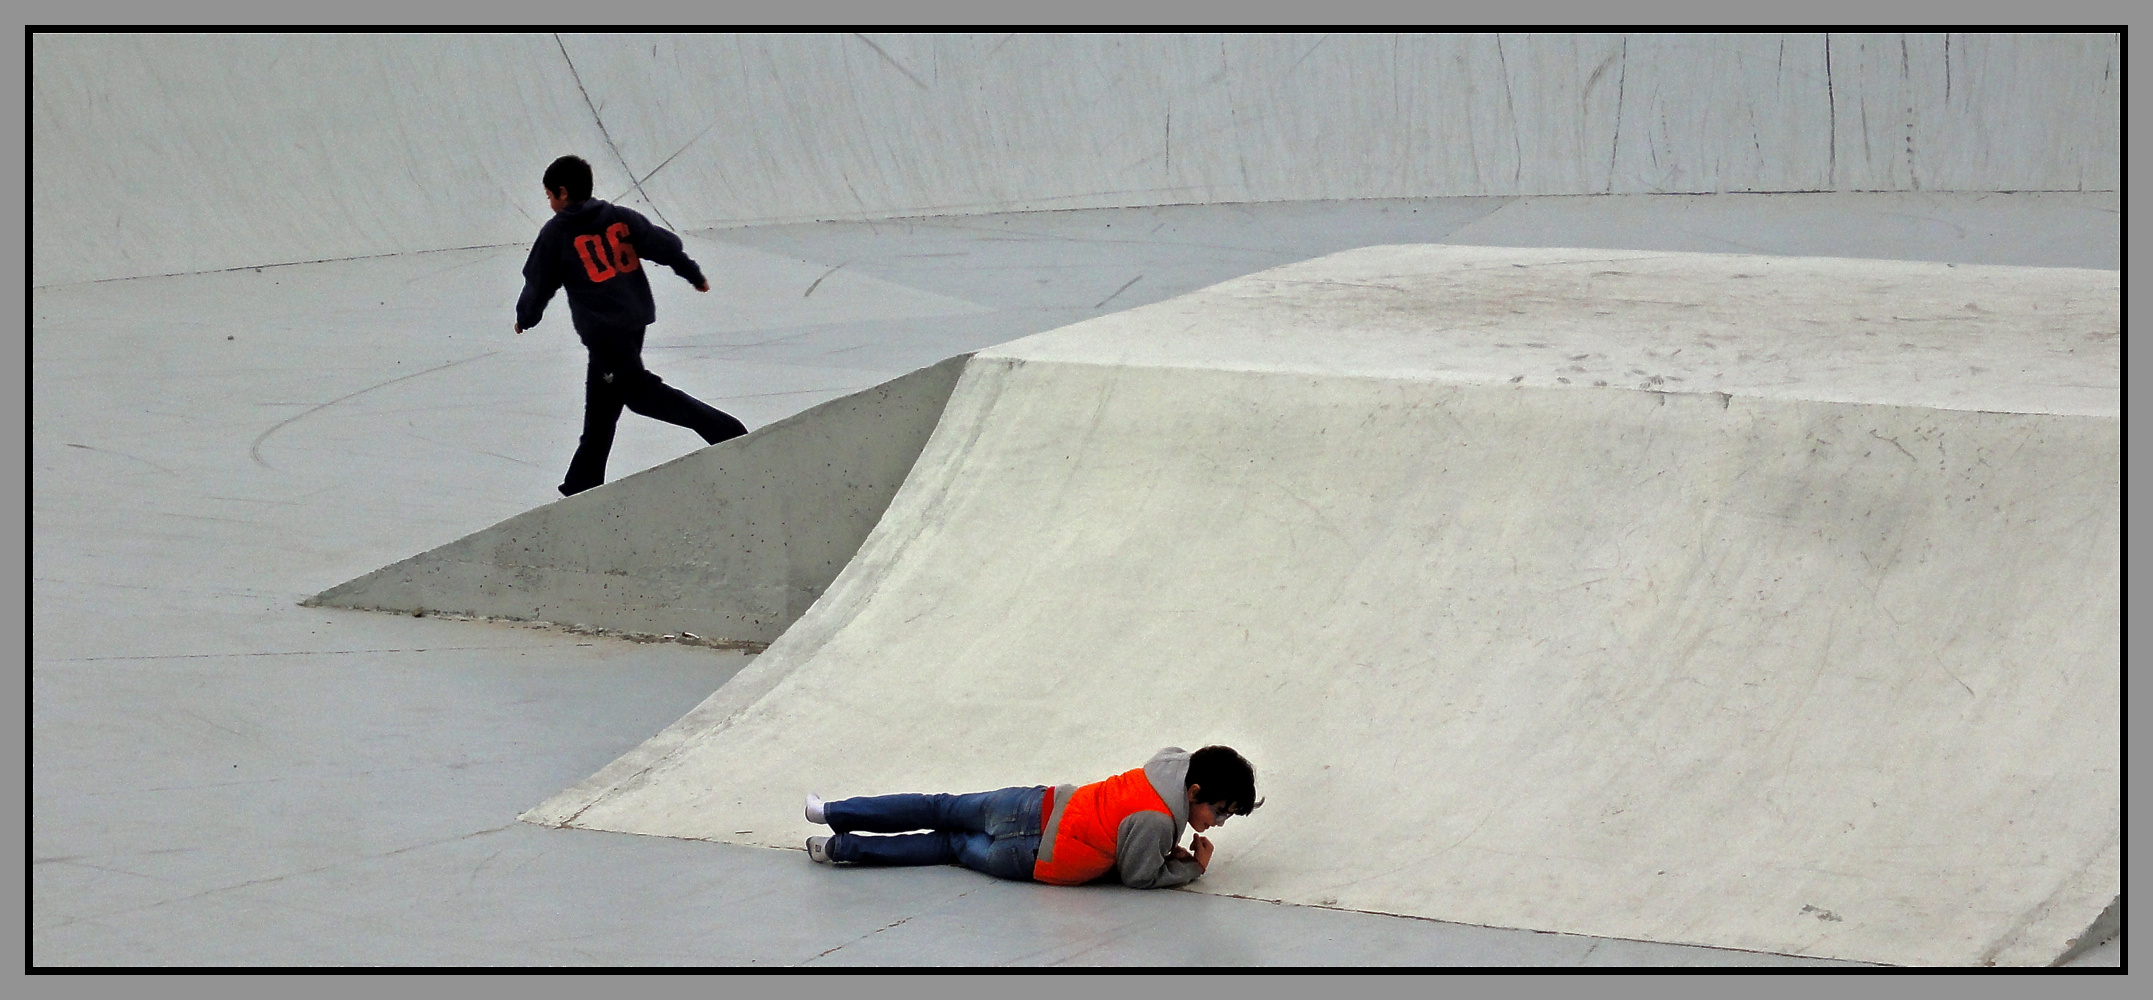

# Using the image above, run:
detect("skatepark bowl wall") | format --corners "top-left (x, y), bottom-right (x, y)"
top-left (32, 32), bottom-right (2120, 285)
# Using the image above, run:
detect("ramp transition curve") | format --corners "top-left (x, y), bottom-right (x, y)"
top-left (496, 246), bottom-right (2106, 966)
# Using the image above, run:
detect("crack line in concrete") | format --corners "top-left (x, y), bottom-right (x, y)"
top-left (802, 886), bottom-right (983, 965)
top-left (553, 33), bottom-right (674, 229)
top-left (624, 117), bottom-right (727, 196)
top-left (249, 352), bottom-right (496, 470)
top-left (47, 645), bottom-right (532, 663)
top-left (41, 825), bottom-right (522, 924)
top-left (1093, 275), bottom-right (1143, 309)
top-left (853, 34), bottom-right (928, 90)
top-left (803, 262), bottom-right (847, 298)
top-left (60, 442), bottom-right (175, 475)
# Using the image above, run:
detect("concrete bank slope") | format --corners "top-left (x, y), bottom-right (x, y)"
top-left (307, 355), bottom-right (968, 646)
top-left (525, 247), bottom-right (2117, 967)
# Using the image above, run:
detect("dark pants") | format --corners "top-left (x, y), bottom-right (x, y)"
top-left (825, 786), bottom-right (1047, 881)
top-left (560, 327), bottom-right (745, 496)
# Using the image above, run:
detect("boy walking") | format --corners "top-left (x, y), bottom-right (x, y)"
top-left (803, 746), bottom-right (1261, 888)
top-left (514, 155), bottom-right (746, 497)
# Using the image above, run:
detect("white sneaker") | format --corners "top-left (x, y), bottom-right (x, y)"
top-left (805, 794), bottom-right (827, 825)
top-left (806, 836), bottom-right (833, 863)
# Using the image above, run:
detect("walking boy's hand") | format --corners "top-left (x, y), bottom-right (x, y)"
top-left (693, 279), bottom-right (709, 292)
top-left (513, 323), bottom-right (524, 334)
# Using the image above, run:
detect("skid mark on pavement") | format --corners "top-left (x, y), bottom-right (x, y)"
top-left (249, 352), bottom-right (496, 470)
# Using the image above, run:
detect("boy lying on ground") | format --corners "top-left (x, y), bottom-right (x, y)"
top-left (804, 745), bottom-right (1261, 888)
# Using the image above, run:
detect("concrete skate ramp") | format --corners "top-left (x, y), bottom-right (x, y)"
top-left (526, 247), bottom-right (2117, 967)
top-left (307, 355), bottom-right (968, 646)
top-left (35, 33), bottom-right (2118, 285)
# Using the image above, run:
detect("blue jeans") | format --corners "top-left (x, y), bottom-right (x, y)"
top-left (826, 785), bottom-right (1046, 881)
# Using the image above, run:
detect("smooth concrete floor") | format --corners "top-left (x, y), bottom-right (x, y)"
top-left (31, 192), bottom-right (2120, 966)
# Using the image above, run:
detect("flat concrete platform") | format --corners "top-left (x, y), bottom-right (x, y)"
top-left (32, 192), bottom-right (2120, 966)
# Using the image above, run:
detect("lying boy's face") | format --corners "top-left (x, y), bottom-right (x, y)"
top-left (1186, 786), bottom-right (1240, 832)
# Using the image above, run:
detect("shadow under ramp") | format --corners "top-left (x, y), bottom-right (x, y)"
top-left (306, 354), bottom-right (971, 648)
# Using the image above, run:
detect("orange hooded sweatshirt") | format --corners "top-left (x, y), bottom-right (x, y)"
top-left (1033, 747), bottom-right (1204, 888)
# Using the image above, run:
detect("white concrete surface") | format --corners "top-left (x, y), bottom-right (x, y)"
top-left (33, 182), bottom-right (2121, 965)
top-left (531, 248), bottom-right (2118, 967)
top-left (34, 33), bottom-right (2119, 285)
top-left (1442, 191), bottom-right (2122, 271)
top-left (993, 245), bottom-right (2118, 415)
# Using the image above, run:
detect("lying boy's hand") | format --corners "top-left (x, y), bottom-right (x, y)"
top-left (1192, 835), bottom-right (1213, 871)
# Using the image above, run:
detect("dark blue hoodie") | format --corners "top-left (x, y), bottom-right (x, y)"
top-left (516, 199), bottom-right (707, 343)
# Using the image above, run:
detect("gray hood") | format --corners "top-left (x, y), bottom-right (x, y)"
top-left (1142, 746), bottom-right (1191, 834)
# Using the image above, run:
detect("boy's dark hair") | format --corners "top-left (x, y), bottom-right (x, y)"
top-left (543, 155), bottom-right (594, 203)
top-left (1186, 745), bottom-right (1262, 815)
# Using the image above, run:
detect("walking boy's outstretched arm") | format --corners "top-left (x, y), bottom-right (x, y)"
top-left (627, 214), bottom-right (710, 293)
top-left (514, 237), bottom-right (563, 333)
